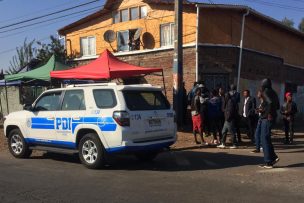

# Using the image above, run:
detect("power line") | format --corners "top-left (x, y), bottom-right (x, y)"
top-left (0, 0), bottom-right (100, 30)
top-left (0, 0), bottom-right (84, 24)
top-left (0, 6), bottom-right (101, 34)
top-left (244, 0), bottom-right (304, 12)
top-left (0, 8), bottom-right (101, 39)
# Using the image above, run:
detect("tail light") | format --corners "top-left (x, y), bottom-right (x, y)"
top-left (113, 111), bottom-right (130, 126)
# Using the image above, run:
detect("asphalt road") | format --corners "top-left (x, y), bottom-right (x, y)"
top-left (0, 136), bottom-right (304, 203)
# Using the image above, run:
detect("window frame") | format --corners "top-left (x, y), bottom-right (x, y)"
top-left (33, 91), bottom-right (63, 112)
top-left (80, 36), bottom-right (96, 57)
top-left (112, 11), bottom-right (120, 24)
top-left (93, 89), bottom-right (117, 109)
top-left (140, 6), bottom-right (147, 19)
top-left (130, 7), bottom-right (139, 21)
top-left (160, 23), bottom-right (175, 47)
top-left (120, 8), bottom-right (129, 22)
top-left (117, 30), bottom-right (130, 52)
top-left (60, 89), bottom-right (86, 111)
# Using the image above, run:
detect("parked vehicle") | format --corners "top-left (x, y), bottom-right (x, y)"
top-left (4, 83), bottom-right (176, 169)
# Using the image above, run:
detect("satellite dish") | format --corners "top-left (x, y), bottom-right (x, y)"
top-left (142, 32), bottom-right (155, 49)
top-left (133, 28), bottom-right (143, 41)
top-left (104, 30), bottom-right (116, 43)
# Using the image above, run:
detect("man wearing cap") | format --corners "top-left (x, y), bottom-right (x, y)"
top-left (281, 92), bottom-right (298, 144)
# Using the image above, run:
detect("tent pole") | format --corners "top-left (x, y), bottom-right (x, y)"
top-left (4, 80), bottom-right (9, 114)
top-left (162, 70), bottom-right (167, 97)
top-left (0, 88), bottom-right (3, 119)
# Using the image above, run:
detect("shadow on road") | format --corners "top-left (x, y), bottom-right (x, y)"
top-left (29, 149), bottom-right (265, 171)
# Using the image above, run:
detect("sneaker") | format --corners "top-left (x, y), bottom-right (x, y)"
top-left (258, 163), bottom-right (273, 169)
top-left (201, 142), bottom-right (209, 146)
top-left (229, 145), bottom-right (237, 149)
top-left (250, 149), bottom-right (260, 153)
top-left (217, 144), bottom-right (226, 149)
top-left (213, 140), bottom-right (218, 145)
top-left (272, 157), bottom-right (280, 165)
top-left (263, 163), bottom-right (274, 169)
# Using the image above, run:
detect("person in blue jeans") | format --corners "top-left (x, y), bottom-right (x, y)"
top-left (258, 79), bottom-right (280, 169)
top-left (251, 90), bottom-right (263, 153)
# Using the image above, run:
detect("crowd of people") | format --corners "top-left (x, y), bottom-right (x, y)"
top-left (186, 78), bottom-right (298, 169)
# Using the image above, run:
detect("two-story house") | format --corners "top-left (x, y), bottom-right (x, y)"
top-left (58, 0), bottom-right (304, 116)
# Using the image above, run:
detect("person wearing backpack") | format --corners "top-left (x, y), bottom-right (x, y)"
top-left (207, 89), bottom-right (223, 144)
top-left (281, 92), bottom-right (297, 144)
top-left (259, 78), bottom-right (280, 169)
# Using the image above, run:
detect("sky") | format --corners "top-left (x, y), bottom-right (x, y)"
top-left (0, 0), bottom-right (303, 72)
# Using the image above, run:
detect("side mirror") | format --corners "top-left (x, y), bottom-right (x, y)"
top-left (23, 103), bottom-right (33, 111)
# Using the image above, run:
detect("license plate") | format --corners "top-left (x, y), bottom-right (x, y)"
top-left (149, 119), bottom-right (161, 127)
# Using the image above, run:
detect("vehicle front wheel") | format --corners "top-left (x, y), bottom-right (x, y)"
top-left (8, 129), bottom-right (32, 158)
top-left (135, 151), bottom-right (159, 162)
top-left (79, 133), bottom-right (105, 169)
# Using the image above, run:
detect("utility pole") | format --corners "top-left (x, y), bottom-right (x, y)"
top-left (173, 0), bottom-right (183, 126)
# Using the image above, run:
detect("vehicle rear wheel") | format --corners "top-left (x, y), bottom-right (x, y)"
top-left (8, 129), bottom-right (32, 158)
top-left (135, 151), bottom-right (159, 162)
top-left (79, 133), bottom-right (105, 169)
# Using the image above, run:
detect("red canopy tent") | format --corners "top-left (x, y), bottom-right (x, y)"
top-left (50, 49), bottom-right (163, 79)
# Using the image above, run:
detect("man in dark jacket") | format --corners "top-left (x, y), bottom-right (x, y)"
top-left (261, 78), bottom-right (280, 125)
top-left (229, 84), bottom-right (242, 143)
top-left (259, 78), bottom-right (280, 169)
top-left (242, 90), bottom-right (257, 144)
top-left (281, 92), bottom-right (297, 144)
top-left (217, 93), bottom-right (238, 149)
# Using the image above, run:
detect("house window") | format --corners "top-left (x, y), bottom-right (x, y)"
top-left (117, 29), bottom-right (141, 52)
top-left (140, 6), bottom-right (147, 18)
top-left (160, 23), bottom-right (174, 47)
top-left (121, 9), bottom-right (129, 22)
top-left (130, 7), bottom-right (139, 20)
top-left (80, 36), bottom-right (96, 56)
top-left (113, 11), bottom-right (119, 24)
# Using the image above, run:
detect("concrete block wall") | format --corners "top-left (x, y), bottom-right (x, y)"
top-left (0, 87), bottom-right (23, 116)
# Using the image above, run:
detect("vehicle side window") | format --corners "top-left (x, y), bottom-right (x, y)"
top-left (34, 91), bottom-right (62, 111)
top-left (93, 89), bottom-right (117, 109)
top-left (61, 90), bottom-right (86, 110)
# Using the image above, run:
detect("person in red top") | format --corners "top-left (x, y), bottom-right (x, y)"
top-left (281, 92), bottom-right (298, 144)
top-left (191, 88), bottom-right (207, 145)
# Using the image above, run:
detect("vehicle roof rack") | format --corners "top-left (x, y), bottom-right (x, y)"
top-left (67, 82), bottom-right (117, 87)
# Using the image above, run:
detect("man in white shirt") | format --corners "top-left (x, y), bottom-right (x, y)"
top-left (242, 90), bottom-right (257, 144)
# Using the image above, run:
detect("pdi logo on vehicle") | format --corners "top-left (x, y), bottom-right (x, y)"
top-left (56, 117), bottom-right (72, 130)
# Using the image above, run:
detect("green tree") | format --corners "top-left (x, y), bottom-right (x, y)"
top-left (6, 35), bottom-right (70, 74)
top-left (299, 18), bottom-right (304, 32)
top-left (282, 17), bottom-right (294, 28)
top-left (6, 39), bottom-right (37, 74)
top-left (36, 35), bottom-right (67, 64)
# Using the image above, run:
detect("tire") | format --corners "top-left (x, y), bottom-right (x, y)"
top-left (78, 133), bottom-right (105, 169)
top-left (8, 129), bottom-right (32, 158)
top-left (135, 151), bottom-right (159, 162)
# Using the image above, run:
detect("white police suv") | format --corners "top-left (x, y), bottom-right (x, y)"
top-left (4, 83), bottom-right (176, 169)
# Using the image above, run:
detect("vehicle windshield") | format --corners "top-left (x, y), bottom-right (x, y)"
top-left (123, 90), bottom-right (170, 111)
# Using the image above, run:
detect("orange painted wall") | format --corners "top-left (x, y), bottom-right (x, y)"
top-left (64, 0), bottom-right (197, 57)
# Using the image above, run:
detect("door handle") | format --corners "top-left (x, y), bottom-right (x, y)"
top-left (47, 117), bottom-right (54, 120)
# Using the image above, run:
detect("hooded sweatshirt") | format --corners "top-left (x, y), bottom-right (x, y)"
top-left (261, 78), bottom-right (280, 118)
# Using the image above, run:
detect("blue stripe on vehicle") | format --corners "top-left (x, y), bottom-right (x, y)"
top-left (31, 117), bottom-right (54, 125)
top-left (25, 138), bottom-right (76, 149)
top-left (31, 116), bottom-right (117, 133)
top-left (31, 124), bottom-right (55, 129)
